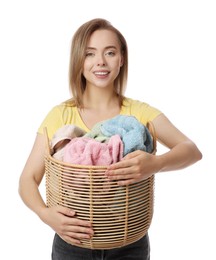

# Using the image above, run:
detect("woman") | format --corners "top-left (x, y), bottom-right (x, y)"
top-left (19, 18), bottom-right (202, 260)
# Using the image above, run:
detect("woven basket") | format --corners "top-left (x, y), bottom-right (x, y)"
top-left (44, 122), bottom-right (156, 249)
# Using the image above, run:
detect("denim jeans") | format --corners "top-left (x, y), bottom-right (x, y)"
top-left (52, 233), bottom-right (150, 260)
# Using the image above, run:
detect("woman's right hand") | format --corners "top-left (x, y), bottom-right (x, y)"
top-left (40, 205), bottom-right (94, 245)
top-left (18, 134), bottom-right (93, 245)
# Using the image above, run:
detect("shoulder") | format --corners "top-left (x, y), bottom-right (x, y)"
top-left (48, 101), bottom-right (77, 118)
top-left (122, 97), bottom-right (162, 125)
top-left (37, 101), bottom-right (77, 139)
top-left (123, 97), bottom-right (151, 109)
top-left (122, 97), bottom-right (158, 114)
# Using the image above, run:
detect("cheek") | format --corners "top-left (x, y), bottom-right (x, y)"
top-left (83, 59), bottom-right (94, 72)
top-left (82, 62), bottom-right (91, 77)
top-left (83, 61), bottom-right (88, 71)
top-left (115, 57), bottom-right (123, 68)
top-left (112, 60), bottom-right (122, 73)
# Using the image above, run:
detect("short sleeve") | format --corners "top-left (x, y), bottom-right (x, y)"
top-left (138, 102), bottom-right (162, 124)
top-left (121, 98), bottom-right (162, 125)
top-left (37, 106), bottom-right (64, 139)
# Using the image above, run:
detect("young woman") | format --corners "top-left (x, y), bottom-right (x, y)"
top-left (18, 18), bottom-right (202, 260)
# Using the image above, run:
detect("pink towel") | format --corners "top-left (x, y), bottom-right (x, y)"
top-left (51, 124), bottom-right (86, 160)
top-left (63, 135), bottom-right (123, 166)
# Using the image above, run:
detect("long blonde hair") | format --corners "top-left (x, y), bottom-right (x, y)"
top-left (67, 18), bottom-right (128, 107)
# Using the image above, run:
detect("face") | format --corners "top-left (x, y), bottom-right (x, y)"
top-left (83, 29), bottom-right (123, 90)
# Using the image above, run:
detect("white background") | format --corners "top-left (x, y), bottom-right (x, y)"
top-left (0, 0), bottom-right (215, 259)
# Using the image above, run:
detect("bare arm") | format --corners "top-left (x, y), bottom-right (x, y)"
top-left (105, 114), bottom-right (202, 185)
top-left (18, 133), bottom-right (93, 245)
top-left (18, 134), bottom-right (48, 215)
top-left (153, 113), bottom-right (202, 172)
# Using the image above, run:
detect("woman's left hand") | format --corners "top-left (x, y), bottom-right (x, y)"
top-left (105, 150), bottom-right (161, 186)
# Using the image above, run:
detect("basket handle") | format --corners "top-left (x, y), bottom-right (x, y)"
top-left (43, 127), bottom-right (52, 156)
top-left (147, 121), bottom-right (157, 154)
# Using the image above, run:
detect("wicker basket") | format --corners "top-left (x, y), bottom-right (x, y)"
top-left (44, 122), bottom-right (156, 249)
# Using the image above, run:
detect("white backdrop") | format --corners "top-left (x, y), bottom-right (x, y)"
top-left (0, 0), bottom-right (215, 259)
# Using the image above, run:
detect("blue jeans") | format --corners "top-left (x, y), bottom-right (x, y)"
top-left (52, 233), bottom-right (150, 260)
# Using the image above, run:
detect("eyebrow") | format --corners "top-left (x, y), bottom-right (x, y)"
top-left (86, 45), bottom-right (117, 50)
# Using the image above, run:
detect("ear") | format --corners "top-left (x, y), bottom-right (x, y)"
top-left (120, 55), bottom-right (124, 67)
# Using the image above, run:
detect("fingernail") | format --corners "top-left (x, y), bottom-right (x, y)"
top-left (70, 210), bottom-right (75, 216)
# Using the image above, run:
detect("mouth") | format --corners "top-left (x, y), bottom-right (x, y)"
top-left (94, 71), bottom-right (110, 76)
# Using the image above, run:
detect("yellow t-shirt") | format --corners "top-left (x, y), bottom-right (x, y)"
top-left (38, 97), bottom-right (162, 139)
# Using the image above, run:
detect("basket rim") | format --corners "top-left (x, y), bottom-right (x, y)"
top-left (45, 154), bottom-right (108, 169)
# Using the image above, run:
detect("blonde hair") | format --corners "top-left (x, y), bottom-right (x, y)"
top-left (67, 18), bottom-right (128, 107)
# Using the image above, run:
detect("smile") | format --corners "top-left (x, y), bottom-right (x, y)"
top-left (94, 71), bottom-right (109, 75)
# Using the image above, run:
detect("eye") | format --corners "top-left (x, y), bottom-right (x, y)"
top-left (105, 51), bottom-right (115, 57)
top-left (85, 52), bottom-right (95, 57)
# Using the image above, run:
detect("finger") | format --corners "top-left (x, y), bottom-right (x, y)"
top-left (106, 163), bottom-right (136, 178)
top-left (105, 169), bottom-right (128, 179)
top-left (107, 151), bottom-right (143, 171)
top-left (121, 150), bottom-right (141, 160)
top-left (106, 159), bottom-right (132, 171)
top-left (109, 172), bottom-right (140, 182)
top-left (56, 205), bottom-right (76, 217)
top-left (66, 224), bottom-right (94, 237)
top-left (65, 229), bottom-right (93, 240)
top-left (68, 217), bottom-right (93, 228)
top-left (117, 178), bottom-right (136, 186)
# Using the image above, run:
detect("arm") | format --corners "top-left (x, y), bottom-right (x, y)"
top-left (105, 114), bottom-right (202, 185)
top-left (18, 133), bottom-right (93, 245)
top-left (153, 113), bottom-right (202, 171)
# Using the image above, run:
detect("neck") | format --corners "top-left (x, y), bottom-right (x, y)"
top-left (82, 88), bottom-right (119, 110)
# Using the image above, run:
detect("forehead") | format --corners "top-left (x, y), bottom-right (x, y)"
top-left (87, 29), bottom-right (121, 49)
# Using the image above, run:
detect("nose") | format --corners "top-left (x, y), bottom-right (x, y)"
top-left (97, 62), bottom-right (105, 66)
top-left (97, 54), bottom-right (106, 66)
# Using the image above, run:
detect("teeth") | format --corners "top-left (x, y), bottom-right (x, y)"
top-left (94, 72), bottom-right (108, 75)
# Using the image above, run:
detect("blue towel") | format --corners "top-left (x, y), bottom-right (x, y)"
top-left (100, 115), bottom-right (153, 156)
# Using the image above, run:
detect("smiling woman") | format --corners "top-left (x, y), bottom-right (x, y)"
top-left (18, 18), bottom-right (202, 260)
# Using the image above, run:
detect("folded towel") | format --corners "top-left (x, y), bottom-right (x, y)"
top-left (63, 135), bottom-right (123, 166)
top-left (100, 115), bottom-right (153, 155)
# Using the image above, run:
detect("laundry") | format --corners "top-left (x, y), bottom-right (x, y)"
top-left (50, 124), bottom-right (86, 160)
top-left (63, 135), bottom-right (123, 165)
top-left (100, 115), bottom-right (153, 155)
top-left (50, 115), bottom-right (153, 164)
top-left (84, 121), bottom-right (109, 142)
